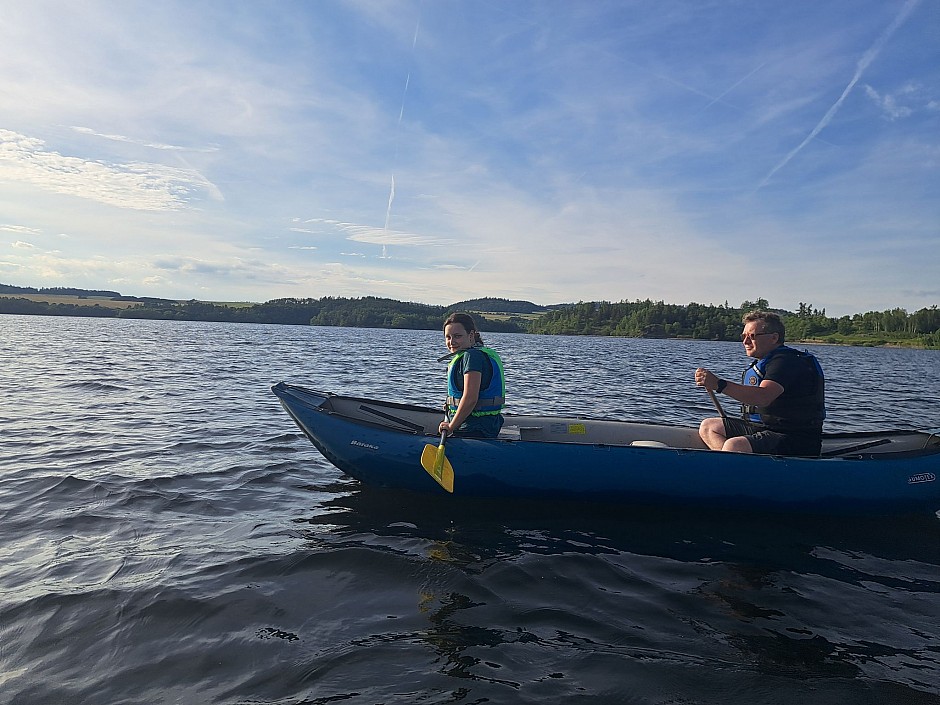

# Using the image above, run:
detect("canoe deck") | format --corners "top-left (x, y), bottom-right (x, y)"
top-left (308, 386), bottom-right (938, 458)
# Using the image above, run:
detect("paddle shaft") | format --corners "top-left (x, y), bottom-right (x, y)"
top-left (706, 386), bottom-right (757, 440)
top-left (433, 429), bottom-right (448, 476)
top-left (706, 388), bottom-right (727, 418)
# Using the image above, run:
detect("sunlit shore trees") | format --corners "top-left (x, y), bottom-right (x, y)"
top-left (1, 287), bottom-right (938, 348)
top-left (528, 299), bottom-right (940, 348)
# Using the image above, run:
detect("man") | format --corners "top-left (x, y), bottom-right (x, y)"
top-left (695, 310), bottom-right (825, 456)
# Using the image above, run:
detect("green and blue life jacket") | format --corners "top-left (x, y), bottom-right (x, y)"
top-left (446, 345), bottom-right (506, 418)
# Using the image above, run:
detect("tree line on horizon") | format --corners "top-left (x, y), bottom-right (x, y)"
top-left (526, 298), bottom-right (940, 348)
top-left (1, 284), bottom-right (938, 348)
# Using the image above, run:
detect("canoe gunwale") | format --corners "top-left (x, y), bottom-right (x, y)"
top-left (287, 384), bottom-right (940, 458)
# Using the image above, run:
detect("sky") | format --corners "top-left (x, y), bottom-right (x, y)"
top-left (0, 0), bottom-right (937, 317)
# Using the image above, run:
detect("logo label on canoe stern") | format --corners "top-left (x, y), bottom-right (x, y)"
top-left (350, 439), bottom-right (379, 451)
top-left (908, 472), bottom-right (936, 484)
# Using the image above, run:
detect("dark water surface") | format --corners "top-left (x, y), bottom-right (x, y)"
top-left (1, 315), bottom-right (938, 704)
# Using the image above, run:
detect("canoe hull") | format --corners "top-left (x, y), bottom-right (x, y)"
top-left (273, 383), bottom-right (940, 514)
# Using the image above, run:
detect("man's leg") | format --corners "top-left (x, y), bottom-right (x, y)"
top-left (699, 417), bottom-right (727, 450)
top-left (721, 435), bottom-right (754, 453)
top-left (700, 417), bottom-right (756, 453)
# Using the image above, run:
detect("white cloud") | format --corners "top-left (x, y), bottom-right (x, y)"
top-left (863, 83), bottom-right (935, 120)
top-left (345, 225), bottom-right (453, 247)
top-left (0, 129), bottom-right (216, 211)
top-left (0, 224), bottom-right (42, 236)
top-left (305, 218), bottom-right (454, 248)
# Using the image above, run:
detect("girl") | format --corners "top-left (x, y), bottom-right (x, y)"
top-left (438, 313), bottom-right (506, 438)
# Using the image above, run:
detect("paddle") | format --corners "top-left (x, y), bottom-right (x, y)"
top-left (706, 388), bottom-right (753, 438)
top-left (420, 427), bottom-right (455, 493)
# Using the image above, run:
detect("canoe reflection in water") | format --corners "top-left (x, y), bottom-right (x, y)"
top-left (292, 484), bottom-right (940, 700)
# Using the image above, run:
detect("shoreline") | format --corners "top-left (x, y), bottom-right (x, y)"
top-left (2, 309), bottom-right (936, 350)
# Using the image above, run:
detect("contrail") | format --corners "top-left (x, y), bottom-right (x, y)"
top-left (382, 174), bottom-right (395, 259)
top-left (701, 61), bottom-right (767, 112)
top-left (398, 74), bottom-right (410, 125)
top-left (758, 0), bottom-right (920, 189)
top-left (384, 174), bottom-right (396, 230)
top-left (383, 16), bottom-right (421, 258)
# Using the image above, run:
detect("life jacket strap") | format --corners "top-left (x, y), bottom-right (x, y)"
top-left (446, 395), bottom-right (506, 410)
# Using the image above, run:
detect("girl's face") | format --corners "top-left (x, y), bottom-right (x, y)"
top-left (444, 323), bottom-right (473, 353)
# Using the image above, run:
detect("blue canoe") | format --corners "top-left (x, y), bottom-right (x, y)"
top-left (272, 382), bottom-right (940, 515)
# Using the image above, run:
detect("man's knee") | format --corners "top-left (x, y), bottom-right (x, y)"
top-left (699, 417), bottom-right (724, 436)
top-left (722, 436), bottom-right (753, 453)
top-left (699, 416), bottom-right (728, 450)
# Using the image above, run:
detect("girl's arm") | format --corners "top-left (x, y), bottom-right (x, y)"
top-left (440, 370), bottom-right (482, 435)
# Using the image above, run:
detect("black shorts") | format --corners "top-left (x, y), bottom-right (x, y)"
top-left (722, 418), bottom-right (821, 457)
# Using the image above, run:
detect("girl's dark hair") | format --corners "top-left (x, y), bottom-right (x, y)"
top-left (443, 312), bottom-right (484, 345)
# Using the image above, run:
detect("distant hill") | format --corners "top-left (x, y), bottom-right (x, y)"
top-left (3, 282), bottom-right (936, 347)
top-left (0, 283), bottom-right (122, 298)
top-left (0, 283), bottom-right (36, 294)
top-left (451, 297), bottom-right (548, 314)
top-left (1, 284), bottom-right (550, 313)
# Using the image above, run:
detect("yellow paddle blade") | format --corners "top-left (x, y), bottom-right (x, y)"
top-left (420, 443), bottom-right (455, 493)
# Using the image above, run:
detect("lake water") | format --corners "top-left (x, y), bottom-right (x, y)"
top-left (1, 315), bottom-right (938, 704)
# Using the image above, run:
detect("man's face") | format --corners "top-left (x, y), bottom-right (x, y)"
top-left (741, 320), bottom-right (779, 359)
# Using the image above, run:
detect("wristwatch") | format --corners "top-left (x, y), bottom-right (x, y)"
top-left (716, 379), bottom-right (728, 394)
